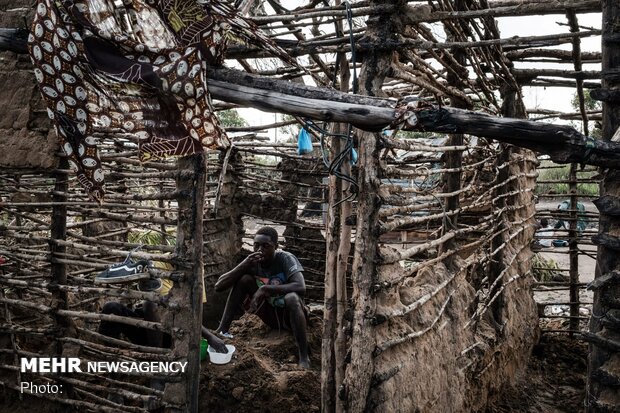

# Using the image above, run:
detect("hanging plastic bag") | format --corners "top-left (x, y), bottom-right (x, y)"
top-left (350, 148), bottom-right (358, 165)
top-left (297, 128), bottom-right (313, 155)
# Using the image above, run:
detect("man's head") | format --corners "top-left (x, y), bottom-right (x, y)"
top-left (253, 226), bottom-right (278, 262)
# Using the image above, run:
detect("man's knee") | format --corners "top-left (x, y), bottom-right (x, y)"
top-left (237, 274), bottom-right (255, 289)
top-left (284, 293), bottom-right (302, 310)
top-left (101, 301), bottom-right (126, 315)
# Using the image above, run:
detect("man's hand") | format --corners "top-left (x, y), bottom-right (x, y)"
top-left (215, 251), bottom-right (263, 292)
top-left (202, 328), bottom-right (228, 354)
top-left (248, 286), bottom-right (268, 314)
top-left (239, 251), bottom-right (263, 271)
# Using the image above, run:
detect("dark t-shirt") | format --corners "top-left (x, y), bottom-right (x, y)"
top-left (249, 250), bottom-right (304, 307)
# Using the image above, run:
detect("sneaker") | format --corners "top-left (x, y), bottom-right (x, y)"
top-left (218, 331), bottom-right (234, 339)
top-left (95, 247), bottom-right (150, 284)
top-left (137, 278), bottom-right (162, 293)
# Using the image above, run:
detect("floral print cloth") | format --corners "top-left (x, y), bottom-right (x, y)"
top-left (28, 0), bottom-right (292, 200)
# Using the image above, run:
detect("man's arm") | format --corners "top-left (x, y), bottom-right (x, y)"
top-left (214, 251), bottom-right (262, 292)
top-left (260, 271), bottom-right (306, 296)
top-left (201, 326), bottom-right (228, 353)
top-left (248, 272), bottom-right (305, 313)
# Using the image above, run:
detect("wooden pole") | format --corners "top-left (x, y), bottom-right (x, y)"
top-left (50, 161), bottom-right (70, 342)
top-left (162, 152), bottom-right (207, 413)
top-left (322, 135), bottom-right (340, 413)
top-left (568, 163), bottom-right (580, 336)
top-left (440, 0), bottom-right (468, 265)
top-left (321, 11), bottom-right (353, 407)
top-left (586, 0), bottom-right (620, 411)
top-left (334, 126), bottom-right (351, 413)
top-left (567, 11), bottom-right (586, 337)
top-left (344, 1), bottom-right (399, 410)
top-left (49, 159), bottom-right (76, 399)
top-left (334, 12), bottom-right (352, 410)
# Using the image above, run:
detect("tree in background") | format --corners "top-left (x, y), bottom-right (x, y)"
top-left (218, 109), bottom-right (248, 128)
top-left (278, 114), bottom-right (299, 143)
top-left (571, 90), bottom-right (602, 138)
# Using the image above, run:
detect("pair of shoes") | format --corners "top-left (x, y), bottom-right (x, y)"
top-left (95, 246), bottom-right (151, 284)
top-left (218, 331), bottom-right (234, 339)
top-left (137, 278), bottom-right (162, 293)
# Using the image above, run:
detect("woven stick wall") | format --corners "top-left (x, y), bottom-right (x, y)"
top-left (0, 0), bottom-right (614, 412)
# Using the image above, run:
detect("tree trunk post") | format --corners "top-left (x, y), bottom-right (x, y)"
top-left (322, 134), bottom-right (341, 413)
top-left (322, 10), bottom-right (352, 409)
top-left (50, 161), bottom-right (70, 344)
top-left (440, 0), bottom-right (468, 266)
top-left (587, 0), bottom-right (620, 411)
top-left (163, 152), bottom-right (207, 413)
top-left (344, 1), bottom-right (404, 411)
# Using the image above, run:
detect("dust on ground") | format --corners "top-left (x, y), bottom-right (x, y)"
top-left (199, 311), bottom-right (323, 413)
top-left (486, 333), bottom-right (587, 413)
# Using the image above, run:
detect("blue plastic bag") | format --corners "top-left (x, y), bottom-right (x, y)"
top-left (297, 128), bottom-right (313, 155)
top-left (350, 148), bottom-right (358, 165)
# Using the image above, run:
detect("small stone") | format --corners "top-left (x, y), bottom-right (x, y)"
top-left (232, 387), bottom-right (244, 400)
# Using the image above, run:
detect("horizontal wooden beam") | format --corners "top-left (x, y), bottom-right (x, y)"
top-left (400, 104), bottom-right (620, 168)
top-left (248, 0), bottom-right (600, 25)
top-left (2, 28), bottom-right (619, 168)
top-left (506, 48), bottom-right (601, 62)
top-left (206, 67), bottom-right (620, 168)
top-left (224, 29), bottom-right (600, 59)
top-left (514, 68), bottom-right (601, 80)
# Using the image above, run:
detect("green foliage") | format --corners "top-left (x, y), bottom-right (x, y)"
top-left (217, 109), bottom-right (248, 128)
top-left (570, 90), bottom-right (603, 138)
top-left (128, 230), bottom-right (176, 247)
top-left (571, 90), bottom-right (601, 112)
top-left (535, 161), bottom-right (599, 196)
top-left (393, 130), bottom-right (436, 139)
top-left (532, 254), bottom-right (562, 282)
top-left (278, 114), bottom-right (299, 137)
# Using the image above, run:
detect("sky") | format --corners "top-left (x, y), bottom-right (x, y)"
top-left (497, 12), bottom-right (601, 115)
top-left (231, 3), bottom-right (602, 137)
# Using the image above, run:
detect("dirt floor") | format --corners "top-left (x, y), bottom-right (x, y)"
top-left (486, 333), bottom-right (588, 413)
top-left (199, 311), bottom-right (323, 413)
top-left (200, 311), bottom-right (592, 413)
top-left (0, 314), bottom-right (590, 413)
top-left (201, 315), bottom-right (589, 413)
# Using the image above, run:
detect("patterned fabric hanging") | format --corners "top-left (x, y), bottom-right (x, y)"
top-left (28, 0), bottom-right (297, 201)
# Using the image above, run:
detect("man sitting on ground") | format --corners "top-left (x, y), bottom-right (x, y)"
top-left (215, 226), bottom-right (310, 368)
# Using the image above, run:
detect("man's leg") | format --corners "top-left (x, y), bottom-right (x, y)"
top-left (217, 274), bottom-right (257, 334)
top-left (99, 301), bottom-right (148, 345)
top-left (284, 292), bottom-right (310, 368)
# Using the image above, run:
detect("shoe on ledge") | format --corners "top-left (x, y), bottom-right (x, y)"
top-left (95, 247), bottom-right (151, 284)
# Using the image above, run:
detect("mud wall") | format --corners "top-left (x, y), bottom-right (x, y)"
top-left (347, 141), bottom-right (540, 412)
top-left (0, 3), bottom-right (57, 170)
top-left (369, 151), bottom-right (538, 412)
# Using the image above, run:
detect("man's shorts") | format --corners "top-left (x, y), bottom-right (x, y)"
top-left (243, 293), bottom-right (308, 331)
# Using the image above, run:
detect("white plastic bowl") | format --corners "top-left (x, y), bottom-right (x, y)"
top-left (207, 344), bottom-right (236, 364)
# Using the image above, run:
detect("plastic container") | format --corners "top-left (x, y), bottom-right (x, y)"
top-left (208, 344), bottom-right (236, 364)
top-left (200, 338), bottom-right (209, 361)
